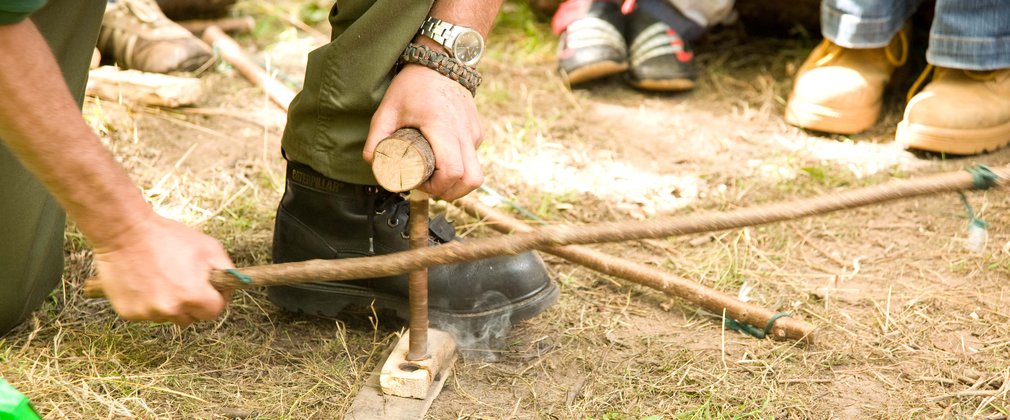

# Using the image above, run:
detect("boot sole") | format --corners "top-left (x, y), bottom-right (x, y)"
top-left (267, 279), bottom-right (560, 333)
top-left (896, 119), bottom-right (1010, 155)
top-left (627, 78), bottom-right (695, 92)
top-left (562, 60), bottom-right (629, 86)
top-left (784, 97), bottom-right (881, 135)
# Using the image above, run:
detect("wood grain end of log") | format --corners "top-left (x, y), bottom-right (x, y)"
top-left (372, 128), bottom-right (435, 192)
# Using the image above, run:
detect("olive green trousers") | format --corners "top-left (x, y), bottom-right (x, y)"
top-left (0, 0), bottom-right (105, 335)
top-left (281, 0), bottom-right (435, 185)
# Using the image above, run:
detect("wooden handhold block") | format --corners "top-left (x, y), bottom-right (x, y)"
top-left (372, 128), bottom-right (435, 193)
top-left (379, 329), bottom-right (456, 399)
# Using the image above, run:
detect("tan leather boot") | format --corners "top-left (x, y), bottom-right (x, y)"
top-left (98, 0), bottom-right (212, 73)
top-left (897, 67), bottom-right (1010, 155)
top-left (785, 29), bottom-right (908, 134)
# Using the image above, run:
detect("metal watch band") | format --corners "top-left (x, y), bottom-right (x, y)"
top-left (398, 43), bottom-right (482, 96)
top-left (419, 16), bottom-right (458, 49)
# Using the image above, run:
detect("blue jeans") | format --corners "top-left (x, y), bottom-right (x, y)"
top-left (821, 0), bottom-right (1010, 70)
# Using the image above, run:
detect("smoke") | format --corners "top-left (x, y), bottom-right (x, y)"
top-left (434, 291), bottom-right (513, 362)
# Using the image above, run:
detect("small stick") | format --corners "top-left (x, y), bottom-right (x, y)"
top-left (452, 196), bottom-right (816, 343)
top-left (202, 26), bottom-right (295, 111)
top-left (406, 190), bottom-right (431, 361)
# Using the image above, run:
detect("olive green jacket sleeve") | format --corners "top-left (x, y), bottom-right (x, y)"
top-left (280, 0), bottom-right (435, 185)
top-left (0, 0), bottom-right (48, 24)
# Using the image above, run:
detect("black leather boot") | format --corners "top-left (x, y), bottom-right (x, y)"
top-left (268, 161), bottom-right (559, 337)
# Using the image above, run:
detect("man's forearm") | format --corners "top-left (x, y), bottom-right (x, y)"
top-left (416, 0), bottom-right (504, 50)
top-left (429, 0), bottom-right (504, 37)
top-left (0, 20), bottom-right (153, 248)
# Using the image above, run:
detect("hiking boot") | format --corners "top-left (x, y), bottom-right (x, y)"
top-left (98, 0), bottom-right (213, 73)
top-left (625, 7), bottom-right (696, 92)
top-left (784, 27), bottom-right (909, 134)
top-left (268, 161), bottom-right (559, 338)
top-left (554, 0), bottom-right (629, 86)
top-left (897, 66), bottom-right (1010, 155)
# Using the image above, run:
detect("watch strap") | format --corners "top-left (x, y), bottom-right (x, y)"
top-left (399, 43), bottom-right (482, 96)
top-left (419, 16), bottom-right (459, 49)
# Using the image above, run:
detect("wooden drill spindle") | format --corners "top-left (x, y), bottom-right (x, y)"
top-left (406, 190), bottom-right (431, 361)
top-left (369, 128), bottom-right (438, 361)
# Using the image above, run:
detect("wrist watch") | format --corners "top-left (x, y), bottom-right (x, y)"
top-left (418, 16), bottom-right (485, 67)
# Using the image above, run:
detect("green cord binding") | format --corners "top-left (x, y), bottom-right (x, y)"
top-left (724, 312), bottom-right (791, 339)
top-left (960, 165), bottom-right (997, 232)
top-left (967, 165), bottom-right (998, 191)
top-left (959, 192), bottom-right (989, 230)
top-left (225, 268), bottom-right (253, 285)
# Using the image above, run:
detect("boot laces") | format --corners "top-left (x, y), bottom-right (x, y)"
top-left (364, 189), bottom-right (412, 254)
top-left (884, 29), bottom-right (908, 67)
top-left (905, 66), bottom-right (1001, 103)
top-left (906, 64), bottom-right (934, 103)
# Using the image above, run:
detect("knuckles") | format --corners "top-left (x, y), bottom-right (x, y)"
top-left (437, 164), bottom-right (465, 181)
top-left (462, 171), bottom-right (484, 190)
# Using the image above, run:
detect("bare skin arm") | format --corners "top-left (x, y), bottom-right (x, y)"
top-left (363, 0), bottom-right (504, 201)
top-left (0, 20), bottom-right (232, 326)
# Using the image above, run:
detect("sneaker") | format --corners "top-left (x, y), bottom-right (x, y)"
top-left (784, 27), bottom-right (909, 134)
top-left (98, 0), bottom-right (213, 73)
top-left (897, 66), bottom-right (1010, 155)
top-left (625, 7), bottom-right (696, 92)
top-left (268, 162), bottom-right (560, 338)
top-left (554, 0), bottom-right (629, 86)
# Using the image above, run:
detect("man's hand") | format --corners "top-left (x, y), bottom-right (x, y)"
top-left (93, 214), bottom-right (233, 327)
top-left (363, 64), bottom-right (484, 200)
top-left (0, 19), bottom-right (234, 327)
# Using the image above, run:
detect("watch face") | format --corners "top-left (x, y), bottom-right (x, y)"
top-left (453, 30), bottom-right (484, 66)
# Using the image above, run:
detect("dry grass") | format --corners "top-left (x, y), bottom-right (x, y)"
top-left (3, 1), bottom-right (1010, 418)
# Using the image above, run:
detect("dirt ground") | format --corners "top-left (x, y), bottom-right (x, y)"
top-left (4, 1), bottom-right (1010, 418)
